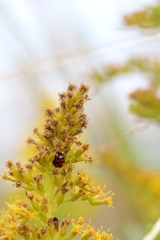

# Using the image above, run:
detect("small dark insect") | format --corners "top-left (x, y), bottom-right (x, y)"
top-left (52, 152), bottom-right (65, 168)
top-left (48, 217), bottom-right (59, 231)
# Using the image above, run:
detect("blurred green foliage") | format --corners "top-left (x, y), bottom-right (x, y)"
top-left (90, 1), bottom-right (160, 239)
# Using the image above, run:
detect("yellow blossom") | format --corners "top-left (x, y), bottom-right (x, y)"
top-left (78, 170), bottom-right (91, 185)
top-left (83, 225), bottom-right (95, 237)
top-left (1, 171), bottom-right (8, 180)
top-left (70, 223), bottom-right (83, 237)
top-left (100, 231), bottom-right (113, 240)
top-left (91, 186), bottom-right (105, 198)
top-left (6, 231), bottom-right (14, 238)
top-left (76, 216), bottom-right (84, 225)
top-left (103, 197), bottom-right (113, 208)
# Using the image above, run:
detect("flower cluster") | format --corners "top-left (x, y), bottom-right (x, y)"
top-left (0, 83), bottom-right (114, 239)
top-left (91, 57), bottom-right (160, 86)
top-left (123, 5), bottom-right (160, 29)
top-left (129, 89), bottom-right (160, 121)
top-left (101, 149), bottom-right (160, 223)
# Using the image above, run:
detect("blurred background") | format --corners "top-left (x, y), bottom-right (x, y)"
top-left (0, 0), bottom-right (160, 239)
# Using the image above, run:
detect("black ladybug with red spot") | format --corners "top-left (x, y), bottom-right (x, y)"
top-left (53, 152), bottom-right (65, 168)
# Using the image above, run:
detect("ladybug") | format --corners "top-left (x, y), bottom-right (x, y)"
top-left (52, 152), bottom-right (65, 168)
top-left (48, 217), bottom-right (59, 231)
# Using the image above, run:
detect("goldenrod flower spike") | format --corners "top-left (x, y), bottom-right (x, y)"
top-left (0, 83), bottom-right (114, 239)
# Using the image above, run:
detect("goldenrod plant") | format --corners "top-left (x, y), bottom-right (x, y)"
top-left (0, 83), bottom-right (114, 240)
top-left (100, 150), bottom-right (160, 223)
top-left (123, 5), bottom-right (160, 29)
top-left (90, 2), bottom-right (160, 239)
top-left (91, 57), bottom-right (160, 88)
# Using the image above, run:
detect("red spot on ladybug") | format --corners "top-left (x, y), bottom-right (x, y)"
top-left (53, 152), bottom-right (65, 168)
